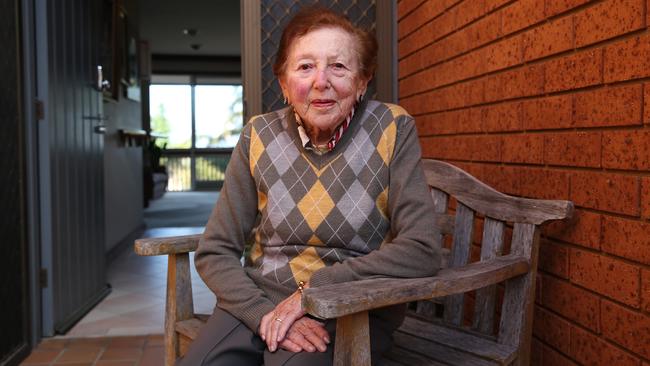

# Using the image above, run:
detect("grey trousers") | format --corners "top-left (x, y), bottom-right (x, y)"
top-left (176, 307), bottom-right (394, 366)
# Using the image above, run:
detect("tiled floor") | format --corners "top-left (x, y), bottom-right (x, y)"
top-left (21, 335), bottom-right (165, 366)
top-left (20, 192), bottom-right (219, 365)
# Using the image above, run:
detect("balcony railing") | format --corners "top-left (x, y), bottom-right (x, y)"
top-left (161, 148), bottom-right (232, 191)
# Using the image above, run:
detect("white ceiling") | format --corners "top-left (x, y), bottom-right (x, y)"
top-left (138, 0), bottom-right (241, 56)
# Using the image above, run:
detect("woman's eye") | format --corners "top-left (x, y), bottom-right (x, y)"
top-left (332, 63), bottom-right (345, 69)
top-left (298, 64), bottom-right (312, 71)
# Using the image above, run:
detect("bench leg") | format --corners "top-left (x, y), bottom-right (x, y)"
top-left (333, 311), bottom-right (370, 366)
top-left (165, 253), bottom-right (194, 366)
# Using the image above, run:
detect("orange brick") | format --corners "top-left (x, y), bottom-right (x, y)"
top-left (601, 299), bottom-right (650, 358)
top-left (570, 249), bottom-right (641, 307)
top-left (397, 0), bottom-right (427, 20)
top-left (489, 65), bottom-right (545, 101)
top-left (470, 135), bottom-right (502, 162)
top-left (533, 305), bottom-right (572, 354)
top-left (575, 0), bottom-right (645, 48)
top-left (541, 275), bottom-right (600, 331)
top-left (544, 131), bottom-right (602, 168)
top-left (398, 1), bottom-right (446, 39)
top-left (465, 78), bottom-right (486, 106)
top-left (465, 12), bottom-right (502, 50)
top-left (523, 16), bottom-right (574, 62)
top-left (603, 130), bottom-right (650, 170)
top-left (570, 325), bottom-right (641, 366)
top-left (539, 240), bottom-right (569, 278)
top-left (604, 34), bottom-right (650, 82)
top-left (519, 167), bottom-right (570, 199)
top-left (501, 0), bottom-right (545, 35)
top-left (486, 0), bottom-right (512, 11)
top-left (481, 164), bottom-right (520, 195)
top-left (545, 209), bottom-right (601, 249)
top-left (570, 171), bottom-right (640, 215)
top-left (642, 177), bottom-right (650, 219)
top-left (642, 269), bottom-right (650, 313)
top-left (485, 35), bottom-right (523, 73)
top-left (482, 102), bottom-right (522, 132)
top-left (457, 107), bottom-right (483, 133)
top-left (399, 11), bottom-right (456, 58)
top-left (545, 49), bottom-right (603, 92)
top-left (541, 342), bottom-right (580, 365)
top-left (574, 84), bottom-right (643, 128)
top-left (501, 134), bottom-right (544, 164)
top-left (546, 0), bottom-right (591, 17)
top-left (645, 83), bottom-right (650, 123)
top-left (522, 95), bottom-right (573, 130)
top-left (601, 216), bottom-right (650, 264)
top-left (455, 0), bottom-right (486, 28)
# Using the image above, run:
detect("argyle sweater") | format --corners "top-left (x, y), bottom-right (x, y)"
top-left (195, 100), bottom-right (442, 333)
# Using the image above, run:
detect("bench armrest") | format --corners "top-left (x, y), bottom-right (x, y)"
top-left (134, 234), bottom-right (202, 256)
top-left (302, 254), bottom-right (529, 319)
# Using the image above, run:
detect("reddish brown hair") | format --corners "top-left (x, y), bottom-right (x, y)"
top-left (272, 7), bottom-right (378, 81)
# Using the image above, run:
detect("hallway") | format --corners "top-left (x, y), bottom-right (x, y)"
top-left (65, 192), bottom-right (218, 337)
top-left (20, 192), bottom-right (219, 365)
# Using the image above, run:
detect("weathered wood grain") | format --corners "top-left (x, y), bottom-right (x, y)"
top-left (445, 203), bottom-right (474, 325)
top-left (303, 255), bottom-right (529, 319)
top-left (422, 159), bottom-right (574, 225)
top-left (399, 316), bottom-right (516, 364)
top-left (164, 253), bottom-right (194, 366)
top-left (473, 217), bottom-right (506, 334)
top-left (175, 317), bottom-right (205, 341)
top-left (393, 332), bottom-right (499, 366)
top-left (498, 224), bottom-right (539, 366)
top-left (334, 311), bottom-right (370, 366)
top-left (134, 234), bottom-right (201, 256)
top-left (383, 346), bottom-right (449, 366)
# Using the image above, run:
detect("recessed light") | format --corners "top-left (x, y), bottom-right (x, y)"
top-left (183, 28), bottom-right (199, 36)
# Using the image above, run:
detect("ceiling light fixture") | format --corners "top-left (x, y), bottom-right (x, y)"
top-left (183, 28), bottom-right (199, 37)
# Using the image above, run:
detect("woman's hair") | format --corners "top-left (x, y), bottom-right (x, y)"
top-left (272, 7), bottom-right (378, 81)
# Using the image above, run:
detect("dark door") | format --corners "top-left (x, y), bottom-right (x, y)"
top-left (39, 0), bottom-right (110, 334)
top-left (0, 0), bottom-right (32, 362)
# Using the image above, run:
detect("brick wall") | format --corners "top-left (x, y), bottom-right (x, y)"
top-left (397, 0), bottom-right (649, 364)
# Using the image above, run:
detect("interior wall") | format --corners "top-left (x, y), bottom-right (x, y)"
top-left (397, 0), bottom-right (649, 364)
top-left (103, 0), bottom-right (144, 253)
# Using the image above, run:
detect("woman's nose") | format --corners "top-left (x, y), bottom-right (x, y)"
top-left (313, 68), bottom-right (329, 90)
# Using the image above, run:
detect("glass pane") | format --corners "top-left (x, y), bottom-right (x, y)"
top-left (149, 84), bottom-right (192, 148)
top-left (195, 85), bottom-right (243, 148)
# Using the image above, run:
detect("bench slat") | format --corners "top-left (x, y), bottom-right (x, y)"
top-left (399, 316), bottom-right (516, 364)
top-left (393, 332), bottom-right (499, 366)
top-left (473, 217), bottom-right (505, 334)
top-left (175, 317), bottom-right (205, 340)
top-left (444, 203), bottom-right (474, 325)
top-left (382, 346), bottom-right (448, 365)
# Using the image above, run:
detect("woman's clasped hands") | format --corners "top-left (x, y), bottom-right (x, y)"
top-left (258, 284), bottom-right (330, 353)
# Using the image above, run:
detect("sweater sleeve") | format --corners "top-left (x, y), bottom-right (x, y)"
top-left (309, 115), bottom-right (442, 287)
top-left (193, 122), bottom-right (276, 332)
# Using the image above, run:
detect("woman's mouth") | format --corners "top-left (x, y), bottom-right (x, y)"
top-left (310, 99), bottom-right (336, 108)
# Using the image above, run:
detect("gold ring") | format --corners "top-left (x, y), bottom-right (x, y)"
top-left (275, 318), bottom-right (283, 322)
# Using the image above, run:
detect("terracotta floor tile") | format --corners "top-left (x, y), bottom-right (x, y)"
top-left (37, 339), bottom-right (69, 350)
top-left (144, 335), bottom-right (163, 347)
top-left (108, 337), bottom-right (146, 348)
top-left (99, 347), bottom-right (142, 361)
top-left (20, 349), bottom-right (62, 364)
top-left (137, 346), bottom-right (164, 366)
top-left (65, 338), bottom-right (111, 349)
top-left (55, 347), bottom-right (102, 363)
top-left (95, 361), bottom-right (135, 366)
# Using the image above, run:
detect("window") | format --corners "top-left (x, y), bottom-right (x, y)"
top-left (149, 78), bottom-right (243, 191)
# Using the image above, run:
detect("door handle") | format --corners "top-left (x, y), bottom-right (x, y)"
top-left (93, 125), bottom-right (106, 134)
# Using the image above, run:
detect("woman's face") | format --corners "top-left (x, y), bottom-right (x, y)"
top-left (279, 27), bottom-right (369, 141)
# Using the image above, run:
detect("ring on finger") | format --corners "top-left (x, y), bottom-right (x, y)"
top-left (275, 317), bottom-right (283, 322)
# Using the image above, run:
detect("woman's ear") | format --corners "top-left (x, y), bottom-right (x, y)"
top-left (357, 78), bottom-right (370, 101)
top-left (279, 77), bottom-right (289, 104)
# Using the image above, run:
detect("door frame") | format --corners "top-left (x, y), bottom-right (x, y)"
top-left (21, 0), bottom-right (47, 343)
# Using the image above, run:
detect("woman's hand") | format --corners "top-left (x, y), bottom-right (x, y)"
top-left (259, 285), bottom-right (309, 352)
top-left (278, 317), bottom-right (330, 353)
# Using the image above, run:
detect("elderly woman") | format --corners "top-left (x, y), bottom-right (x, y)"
top-left (178, 7), bottom-right (441, 366)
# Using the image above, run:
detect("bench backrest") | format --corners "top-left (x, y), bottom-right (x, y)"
top-left (416, 159), bottom-right (573, 352)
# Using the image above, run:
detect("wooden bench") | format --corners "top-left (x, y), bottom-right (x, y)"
top-left (134, 159), bottom-right (573, 366)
